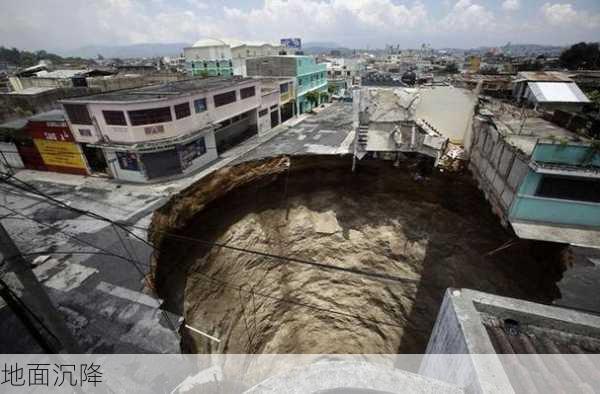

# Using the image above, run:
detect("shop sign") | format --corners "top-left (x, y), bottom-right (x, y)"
top-left (33, 139), bottom-right (86, 169)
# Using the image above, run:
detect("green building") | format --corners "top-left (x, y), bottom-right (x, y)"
top-left (246, 56), bottom-right (328, 114)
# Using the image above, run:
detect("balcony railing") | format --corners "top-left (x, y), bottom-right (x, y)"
top-left (510, 194), bottom-right (600, 228)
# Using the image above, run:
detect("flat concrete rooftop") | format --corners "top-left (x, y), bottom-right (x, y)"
top-left (481, 99), bottom-right (587, 156)
top-left (62, 76), bottom-right (256, 103)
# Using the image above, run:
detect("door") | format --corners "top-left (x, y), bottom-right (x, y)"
top-left (140, 149), bottom-right (182, 179)
top-left (82, 144), bottom-right (108, 173)
top-left (270, 110), bottom-right (280, 128)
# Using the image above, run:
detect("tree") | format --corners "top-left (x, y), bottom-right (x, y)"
top-left (560, 42), bottom-right (600, 70)
top-left (443, 62), bottom-right (459, 74)
top-left (304, 91), bottom-right (320, 109)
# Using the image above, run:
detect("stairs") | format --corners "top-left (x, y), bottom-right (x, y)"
top-left (357, 125), bottom-right (369, 149)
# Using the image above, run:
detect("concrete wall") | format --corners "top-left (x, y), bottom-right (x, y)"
top-left (86, 76), bottom-right (146, 92)
top-left (420, 289), bottom-right (516, 394)
top-left (258, 91), bottom-right (279, 134)
top-left (468, 117), bottom-right (529, 227)
top-left (0, 141), bottom-right (24, 170)
top-left (415, 87), bottom-right (477, 146)
top-left (246, 57), bottom-right (297, 77)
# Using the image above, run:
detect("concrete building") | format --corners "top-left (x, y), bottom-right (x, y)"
top-left (355, 86), bottom-right (477, 164)
top-left (421, 288), bottom-right (600, 393)
top-left (24, 110), bottom-right (88, 175)
top-left (246, 56), bottom-right (328, 114)
top-left (184, 38), bottom-right (283, 77)
top-left (9, 69), bottom-right (116, 92)
top-left (60, 77), bottom-right (261, 182)
top-left (325, 57), bottom-right (366, 95)
top-left (255, 77), bottom-right (295, 134)
top-left (513, 71), bottom-right (590, 112)
top-left (469, 99), bottom-right (600, 247)
top-left (0, 110), bottom-right (87, 175)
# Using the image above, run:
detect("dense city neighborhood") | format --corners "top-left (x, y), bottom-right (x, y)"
top-left (1, 1), bottom-right (600, 392)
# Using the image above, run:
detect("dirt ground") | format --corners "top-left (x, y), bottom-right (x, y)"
top-left (152, 155), bottom-right (565, 354)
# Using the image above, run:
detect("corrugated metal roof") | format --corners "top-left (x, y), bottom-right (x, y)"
top-left (527, 82), bottom-right (590, 103)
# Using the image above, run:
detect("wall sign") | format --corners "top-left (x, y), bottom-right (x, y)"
top-left (33, 139), bottom-right (86, 169)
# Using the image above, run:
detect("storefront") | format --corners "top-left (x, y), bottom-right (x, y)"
top-left (26, 110), bottom-right (88, 175)
top-left (100, 127), bottom-right (217, 183)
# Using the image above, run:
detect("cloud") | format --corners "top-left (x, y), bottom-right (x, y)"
top-left (541, 3), bottom-right (600, 28)
top-left (440, 0), bottom-right (495, 31)
top-left (222, 0), bottom-right (428, 44)
top-left (502, 0), bottom-right (520, 12)
top-left (1, 0), bottom-right (600, 51)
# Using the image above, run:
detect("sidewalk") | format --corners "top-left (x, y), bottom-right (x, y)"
top-left (7, 112), bottom-right (314, 224)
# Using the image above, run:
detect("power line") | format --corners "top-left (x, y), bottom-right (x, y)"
top-left (0, 176), bottom-right (418, 285)
top-left (0, 174), bottom-right (412, 333)
top-left (0, 202), bottom-right (178, 333)
top-left (188, 269), bottom-right (406, 329)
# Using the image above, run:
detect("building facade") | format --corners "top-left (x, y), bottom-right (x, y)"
top-left (184, 38), bottom-right (283, 77)
top-left (256, 78), bottom-right (295, 134)
top-left (246, 56), bottom-right (328, 114)
top-left (469, 104), bottom-right (600, 247)
top-left (60, 77), bottom-right (261, 182)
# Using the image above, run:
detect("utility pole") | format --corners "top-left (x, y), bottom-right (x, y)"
top-left (0, 222), bottom-right (80, 353)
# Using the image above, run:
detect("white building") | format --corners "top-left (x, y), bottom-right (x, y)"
top-left (60, 77), bottom-right (262, 182)
top-left (184, 38), bottom-right (283, 77)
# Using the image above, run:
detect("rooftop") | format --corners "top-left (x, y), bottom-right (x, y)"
top-left (4, 86), bottom-right (58, 96)
top-left (190, 38), bottom-right (280, 49)
top-left (0, 117), bottom-right (28, 130)
top-left (527, 81), bottom-right (590, 103)
top-left (28, 109), bottom-right (66, 123)
top-left (61, 76), bottom-right (256, 103)
top-left (36, 69), bottom-right (88, 79)
top-left (425, 288), bottom-right (600, 393)
top-left (516, 71), bottom-right (574, 83)
top-left (480, 99), bottom-right (587, 156)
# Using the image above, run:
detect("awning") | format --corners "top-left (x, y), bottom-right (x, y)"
top-left (527, 82), bottom-right (590, 103)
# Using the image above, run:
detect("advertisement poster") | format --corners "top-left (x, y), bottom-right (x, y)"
top-left (33, 139), bottom-right (86, 169)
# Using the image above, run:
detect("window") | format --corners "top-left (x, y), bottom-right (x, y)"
top-left (240, 86), bottom-right (256, 99)
top-left (298, 78), bottom-right (303, 86)
top-left (64, 104), bottom-right (92, 125)
top-left (116, 151), bottom-right (139, 171)
top-left (213, 90), bottom-right (237, 107)
top-left (280, 83), bottom-right (289, 93)
top-left (179, 137), bottom-right (206, 168)
top-left (128, 107), bottom-right (172, 126)
top-left (174, 102), bottom-right (191, 119)
top-left (102, 110), bottom-right (127, 126)
top-left (536, 176), bottom-right (600, 203)
top-left (240, 112), bottom-right (249, 119)
top-left (194, 98), bottom-right (207, 113)
top-left (270, 105), bottom-right (278, 111)
top-left (259, 109), bottom-right (268, 117)
top-left (78, 129), bottom-right (92, 137)
top-left (232, 115), bottom-right (241, 123)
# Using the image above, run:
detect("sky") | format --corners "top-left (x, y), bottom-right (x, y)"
top-left (1, 0), bottom-right (599, 52)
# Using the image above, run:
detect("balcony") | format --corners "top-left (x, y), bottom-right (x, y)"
top-left (510, 194), bottom-right (600, 228)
